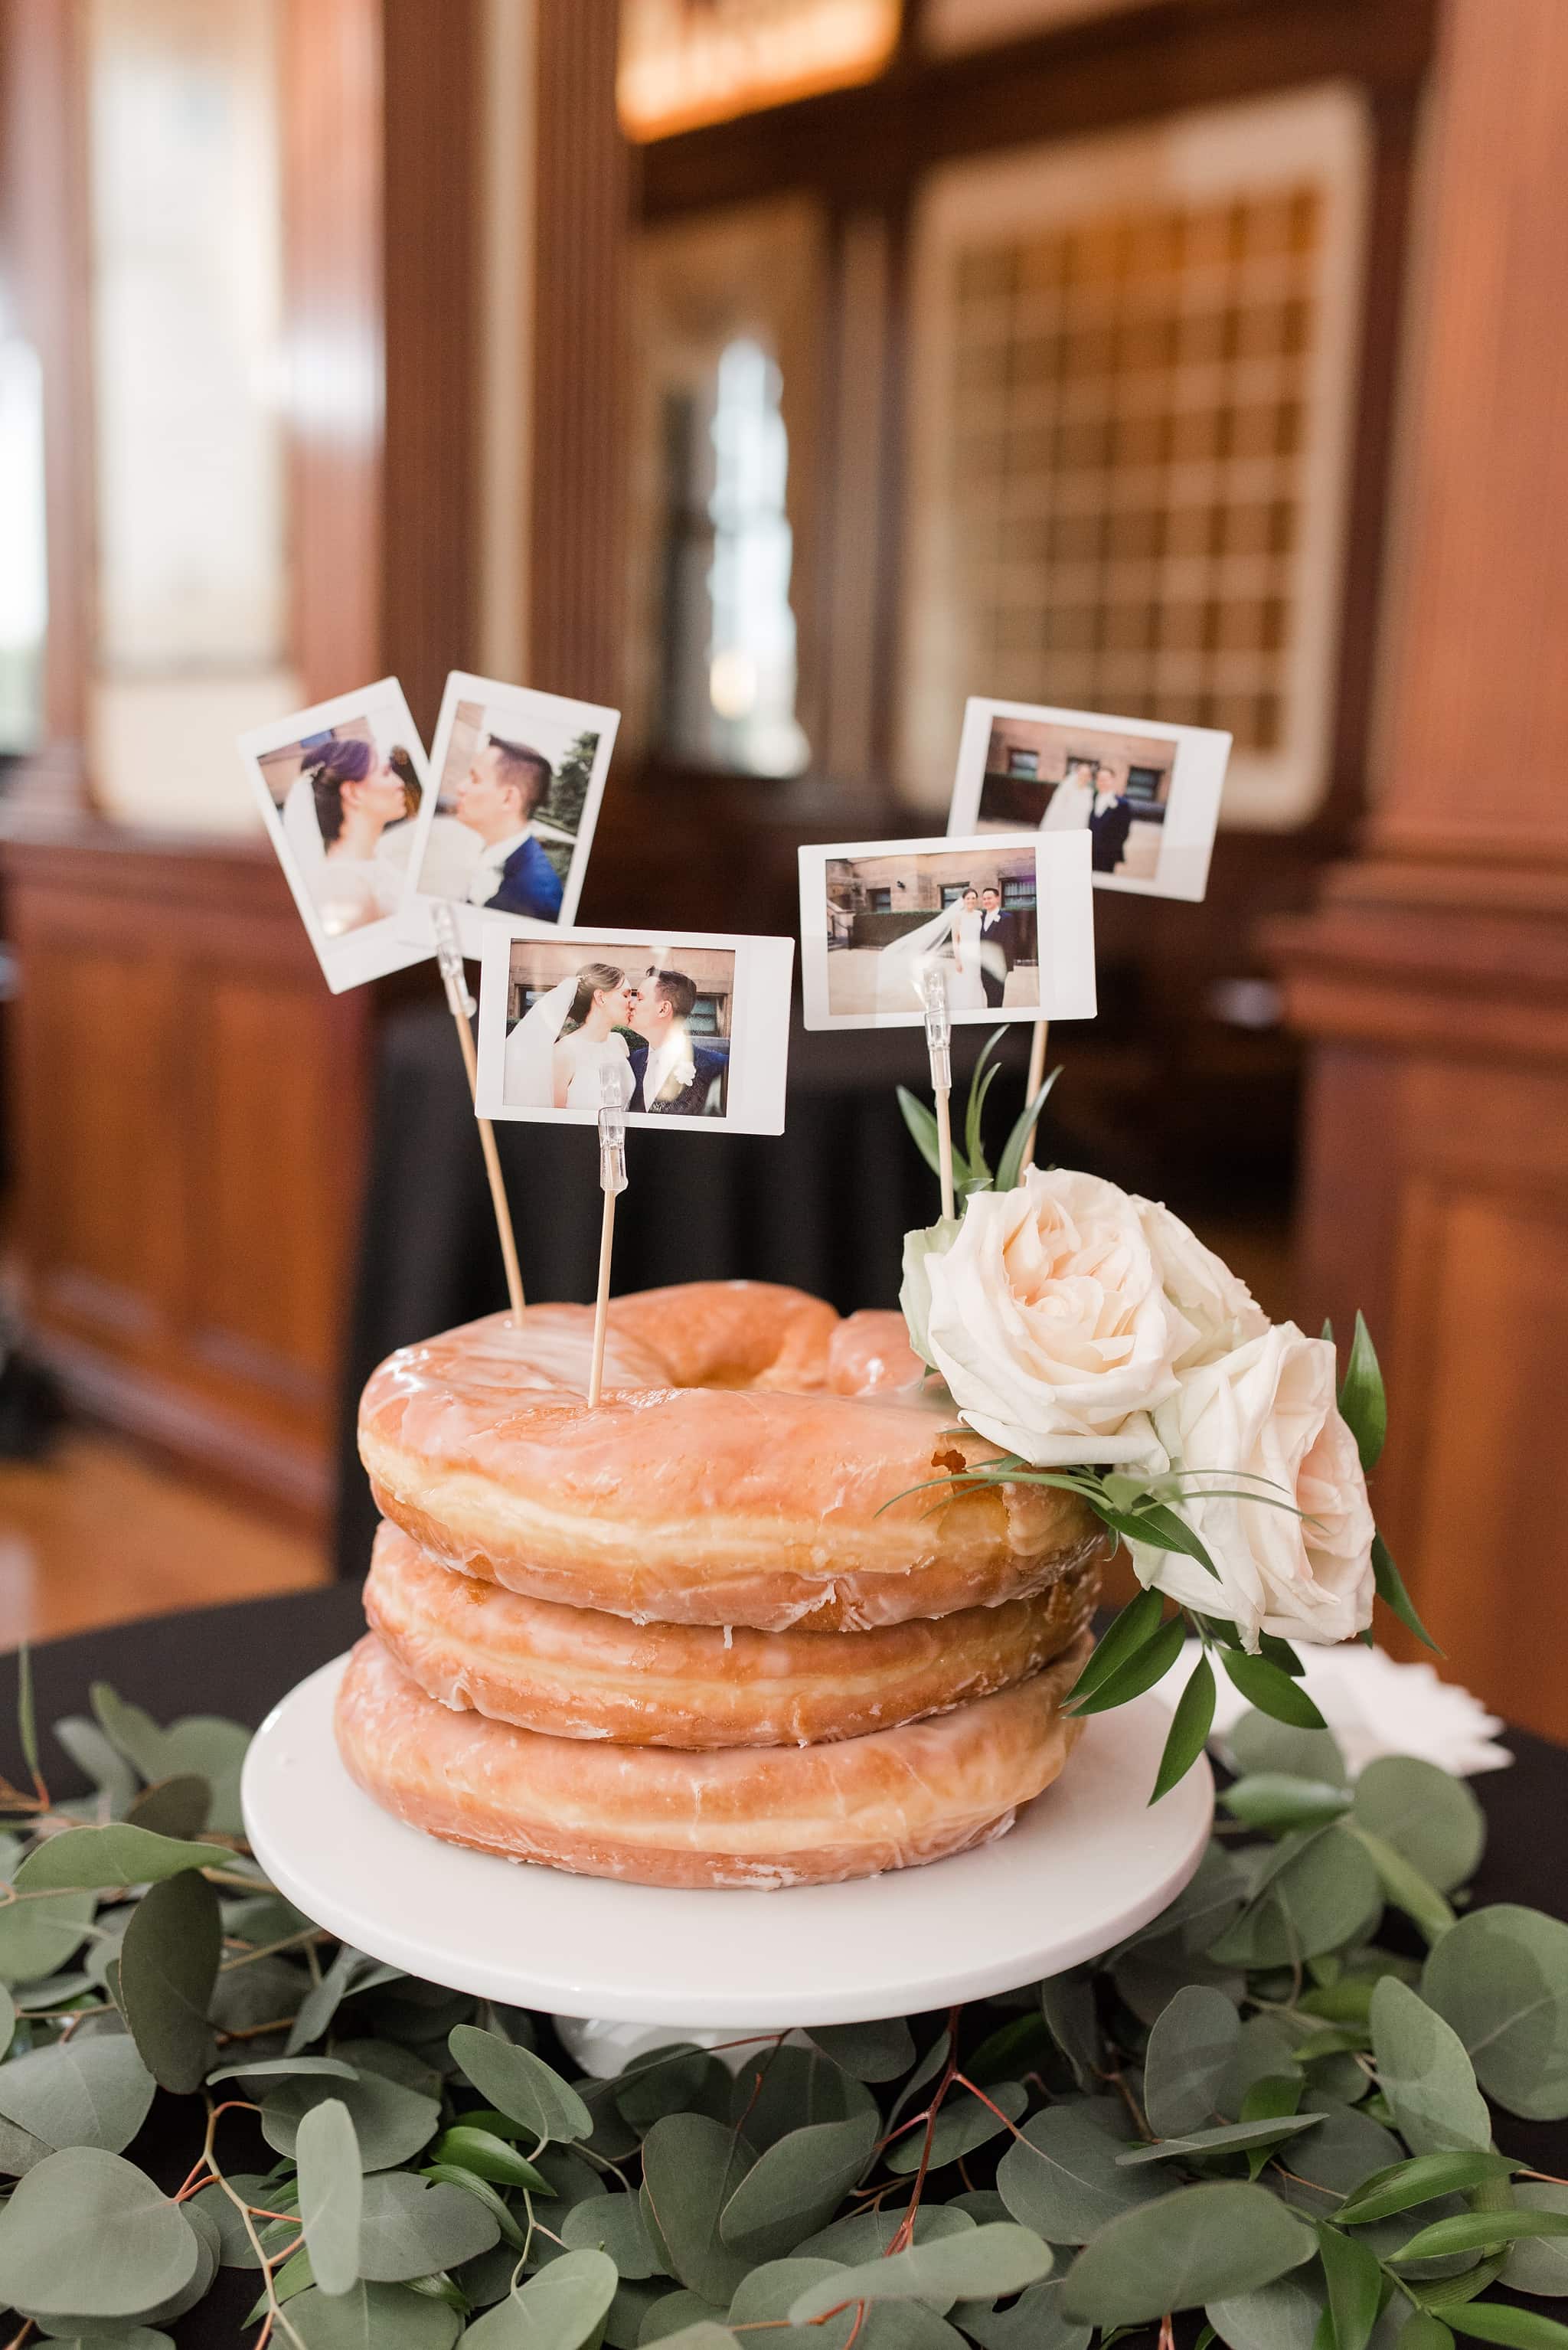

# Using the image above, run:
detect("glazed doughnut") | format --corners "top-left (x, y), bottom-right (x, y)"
top-left (335, 1631), bottom-right (1092, 1891)
top-left (364, 1520), bottom-right (1100, 1748)
top-left (360, 1283), bottom-right (1108, 1631)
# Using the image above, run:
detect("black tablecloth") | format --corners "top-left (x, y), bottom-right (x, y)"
top-left (335, 1007), bottom-right (1087, 1577)
top-left (0, 1587), bottom-right (1564, 2346)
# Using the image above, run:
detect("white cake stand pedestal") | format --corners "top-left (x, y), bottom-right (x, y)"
top-left (242, 1655), bottom-right (1211, 2069)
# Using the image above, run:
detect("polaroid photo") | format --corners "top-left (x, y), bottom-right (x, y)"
top-left (474, 923), bottom-right (795, 1136)
top-left (397, 671), bottom-right (619, 956)
top-left (798, 832), bottom-right (1096, 1032)
top-left (947, 698), bottom-right (1231, 903)
top-left (237, 678), bottom-right (435, 993)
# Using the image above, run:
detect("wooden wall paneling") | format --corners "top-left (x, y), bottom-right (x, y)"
top-left (530, 0), bottom-right (631, 707)
top-left (0, 0), bottom-right (93, 812)
top-left (281, 0), bottom-right (383, 706)
top-left (381, 0), bottom-right (481, 741)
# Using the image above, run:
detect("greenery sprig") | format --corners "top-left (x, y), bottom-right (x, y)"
top-left (0, 1680), bottom-right (1563, 2346)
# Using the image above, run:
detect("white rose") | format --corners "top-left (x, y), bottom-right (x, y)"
top-left (1135, 1195), bottom-right (1269, 1368)
top-left (1129, 1320), bottom-right (1375, 1649)
top-left (912, 1168), bottom-right (1200, 1467)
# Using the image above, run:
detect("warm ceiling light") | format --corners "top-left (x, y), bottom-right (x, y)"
top-left (618, 0), bottom-right (900, 142)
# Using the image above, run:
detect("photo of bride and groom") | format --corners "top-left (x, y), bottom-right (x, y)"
top-left (501, 946), bottom-right (733, 1119)
top-left (817, 847), bottom-right (1040, 1021)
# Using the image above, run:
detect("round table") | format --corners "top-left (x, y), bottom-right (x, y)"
top-left (2, 1586), bottom-right (1564, 2348)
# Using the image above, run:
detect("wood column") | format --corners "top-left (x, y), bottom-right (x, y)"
top-left (1272, 0), bottom-right (1568, 1739)
top-left (528, 0), bottom-right (630, 706)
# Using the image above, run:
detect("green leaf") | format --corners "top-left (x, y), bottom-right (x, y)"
top-left (298, 2097), bottom-right (363, 2296)
top-left (285, 1944), bottom-right (403, 2055)
top-left (1060, 2182), bottom-right (1315, 2326)
top-left (1066, 1587), bottom-right (1165, 1705)
top-left (0, 1887), bottom-right (96, 1984)
top-left (208, 2055), bottom-right (361, 2087)
top-left (636, 2326), bottom-right (739, 2350)
top-left (1204, 2271), bottom-right (1329, 2350)
top-left (51, 1716), bottom-right (139, 1810)
top-left (125, 1773), bottom-right (211, 1840)
top-left (1352, 1758), bottom-right (1485, 1895)
top-left (1116, 2113), bottom-right (1324, 2165)
top-left (641, 2111), bottom-right (757, 2305)
top-left (720, 2110), bottom-right (878, 2261)
top-left (118, 1867), bottom-right (221, 2092)
top-left (1039, 1971), bottom-right (1100, 2089)
top-left (1394, 2213), bottom-right (1568, 2265)
top-left (1142, 1983), bottom-right (1240, 2136)
top-left (1220, 1652), bottom-right (1327, 1730)
top-left (448, 2024), bottom-right (593, 2145)
top-left (0, 2028), bottom-right (155, 2152)
top-left (420, 2162), bottom-right (525, 2251)
top-left (804, 2018), bottom-right (916, 2082)
top-left (12, 1823), bottom-right (220, 1894)
top-left (1422, 1905), bottom-right (1568, 2120)
top-left (1223, 1776), bottom-right (1352, 1832)
top-left (463, 2247), bottom-right (619, 2348)
top-left (1348, 1825), bottom-right (1456, 1945)
top-left (1372, 1534), bottom-right (1442, 1655)
top-left (0, 1983), bottom-right (13, 2062)
top-left (354, 2170), bottom-right (499, 2282)
top-left (958, 2277), bottom-right (1091, 2350)
top-left (1152, 1653), bottom-right (1217, 1804)
top-left (87, 1689), bottom-right (252, 1834)
top-left (1336, 2155), bottom-right (1524, 2225)
top-left (996, 2099), bottom-right (1166, 2244)
top-left (562, 2185), bottom-right (663, 2276)
top-left (426, 2123), bottom-right (550, 2191)
top-left (1501, 2183), bottom-right (1568, 2297)
top-left (725, 2042), bottom-right (876, 2151)
top-left (284, 2281), bottom-right (462, 2347)
top-left (0, 2146), bottom-right (201, 2319)
top-left (262, 2069), bottom-right (441, 2172)
top-left (1314, 2221), bottom-right (1382, 2350)
top-left (884, 2082), bottom-right (1026, 2174)
top-left (1444, 2312), bottom-right (1568, 2347)
top-left (1067, 1611), bottom-right (1187, 1717)
top-left (996, 1065), bottom-right (1061, 1192)
top-left (965, 1042), bottom-right (1003, 1180)
top-left (1338, 1314), bottom-right (1387, 1472)
top-left (1229, 1711), bottom-right (1350, 1788)
top-left (1399, 2322), bottom-right (1457, 2350)
top-left (1210, 1828), bottom-right (1382, 1969)
top-left (1369, 1976), bottom-right (1491, 2155)
top-left (16, 1644), bottom-right (39, 1789)
top-left (898, 1084), bottom-right (951, 1185)
top-left (789, 2224), bottom-right (1053, 2320)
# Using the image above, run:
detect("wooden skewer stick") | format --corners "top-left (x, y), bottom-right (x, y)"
top-left (1021, 1017), bottom-right (1050, 1175)
top-left (921, 962), bottom-right (957, 1223)
top-left (586, 1063), bottom-right (629, 1409)
top-left (433, 904), bottom-right (524, 1318)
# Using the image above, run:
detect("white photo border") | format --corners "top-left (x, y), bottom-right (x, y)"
top-left (398, 670), bottom-right (621, 956)
top-left (798, 831), bottom-right (1096, 1032)
top-left (474, 921), bottom-right (795, 1136)
top-left (947, 696), bottom-right (1231, 904)
top-left (237, 677), bottom-right (434, 994)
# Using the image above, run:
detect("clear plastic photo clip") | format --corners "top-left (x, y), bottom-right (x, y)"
top-left (920, 957), bottom-right (956, 1223)
top-left (587, 1055), bottom-right (629, 1408)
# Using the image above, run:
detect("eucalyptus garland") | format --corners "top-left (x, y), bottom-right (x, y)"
top-left (0, 1670), bottom-right (1564, 2347)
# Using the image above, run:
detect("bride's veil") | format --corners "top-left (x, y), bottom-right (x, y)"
top-left (876, 900), bottom-right (961, 1008)
top-left (502, 973), bottom-right (577, 1109)
top-left (283, 771), bottom-right (327, 871)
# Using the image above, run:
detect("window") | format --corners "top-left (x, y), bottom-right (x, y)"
top-left (1008, 748), bottom-right (1040, 776)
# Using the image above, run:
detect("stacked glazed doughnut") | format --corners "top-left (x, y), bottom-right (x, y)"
top-left (335, 1283), bottom-right (1109, 1889)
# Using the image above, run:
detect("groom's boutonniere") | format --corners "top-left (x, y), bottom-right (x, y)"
top-left (655, 1052), bottom-right (697, 1106)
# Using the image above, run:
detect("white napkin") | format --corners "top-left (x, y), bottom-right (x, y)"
top-left (1158, 1640), bottom-right (1511, 1780)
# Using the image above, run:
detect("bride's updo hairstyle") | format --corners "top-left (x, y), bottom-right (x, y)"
top-left (309, 738), bottom-right (374, 845)
top-left (562, 962), bottom-right (624, 1034)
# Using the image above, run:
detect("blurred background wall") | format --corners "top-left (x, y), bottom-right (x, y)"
top-left (0, 0), bottom-right (1564, 1730)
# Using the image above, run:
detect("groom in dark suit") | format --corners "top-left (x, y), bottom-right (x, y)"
top-left (454, 736), bottom-right (564, 920)
top-left (1088, 764), bottom-right (1135, 876)
top-left (976, 885), bottom-right (1022, 1009)
top-left (626, 969), bottom-right (726, 1116)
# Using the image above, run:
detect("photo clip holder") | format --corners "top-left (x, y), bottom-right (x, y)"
top-left (586, 1060), bottom-right (627, 1409)
top-left (920, 959), bottom-right (957, 1223)
top-left (433, 900), bottom-right (524, 1319)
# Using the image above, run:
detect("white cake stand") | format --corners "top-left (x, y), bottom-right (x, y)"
top-left (243, 1654), bottom-right (1211, 2056)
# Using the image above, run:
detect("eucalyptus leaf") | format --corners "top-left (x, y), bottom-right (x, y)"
top-left (996, 2098), bottom-right (1165, 2244)
top-left (1205, 2270), bottom-right (1330, 2350)
top-left (637, 2292), bottom-right (732, 2342)
top-left (1502, 2184), bottom-right (1568, 2297)
top-left (1370, 1976), bottom-right (1491, 2155)
top-left (719, 2110), bottom-right (878, 2261)
top-left (1422, 1905), bottom-right (1568, 2120)
top-left (449, 2023), bottom-right (593, 2144)
top-left (797, 2205), bottom-right (973, 2265)
top-left (1116, 2113), bottom-right (1324, 2165)
top-left (125, 1773), bottom-right (211, 1840)
top-left (299, 2097), bottom-right (364, 2296)
top-left (727, 2254), bottom-right (962, 2349)
top-left (1210, 1828), bottom-right (1382, 1969)
top-left (1352, 1759), bottom-right (1485, 1895)
top-left (956, 2279), bottom-right (1090, 2349)
top-left (208, 2055), bottom-right (361, 2087)
top-left (284, 2282), bottom-right (462, 2348)
top-left (0, 2027), bottom-right (155, 2152)
top-left (286, 1943), bottom-right (403, 2055)
top-left (261, 2069), bottom-right (441, 2172)
top-left (639, 2328), bottom-right (739, 2350)
top-left (562, 2185), bottom-right (663, 2276)
top-left (117, 1867), bottom-right (220, 2092)
top-left (641, 2111), bottom-right (757, 2304)
top-left (0, 1887), bottom-right (96, 1984)
top-left (725, 2043), bottom-right (875, 2150)
top-left (354, 2169), bottom-right (499, 2281)
top-left (803, 2018), bottom-right (914, 2081)
top-left (1039, 1969), bottom-right (1100, 2088)
top-left (0, 2146), bottom-right (201, 2319)
top-left (884, 2080), bottom-right (1026, 2174)
top-left (787, 2223), bottom-right (1052, 2320)
top-left (1223, 1775), bottom-right (1352, 1832)
top-left (1060, 2182), bottom-right (1315, 2326)
top-left (1143, 1984), bottom-right (1240, 2136)
top-left (51, 1718), bottom-right (139, 1811)
top-left (1348, 1827), bottom-right (1457, 1945)
top-left (1227, 1711), bottom-right (1350, 1789)
top-left (466, 2247), bottom-right (619, 2348)
top-left (12, 1824), bottom-right (220, 1894)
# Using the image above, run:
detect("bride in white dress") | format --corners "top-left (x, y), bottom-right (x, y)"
top-left (1040, 761), bottom-right (1096, 832)
top-left (947, 888), bottom-right (987, 1012)
top-left (503, 962), bottom-right (637, 1112)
